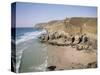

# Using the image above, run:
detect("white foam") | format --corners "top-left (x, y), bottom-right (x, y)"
top-left (16, 30), bottom-right (47, 44)
top-left (34, 57), bottom-right (48, 71)
top-left (16, 46), bottom-right (29, 73)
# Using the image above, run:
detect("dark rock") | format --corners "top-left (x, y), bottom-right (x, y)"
top-left (71, 36), bottom-right (75, 43)
top-left (84, 36), bottom-right (88, 43)
top-left (59, 69), bottom-right (64, 70)
top-left (87, 62), bottom-right (97, 68)
top-left (47, 66), bottom-right (56, 71)
top-left (77, 37), bottom-right (82, 44)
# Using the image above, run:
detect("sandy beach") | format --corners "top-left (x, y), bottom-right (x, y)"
top-left (47, 45), bottom-right (97, 70)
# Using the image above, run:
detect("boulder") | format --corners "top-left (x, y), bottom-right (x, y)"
top-left (54, 32), bottom-right (60, 39)
top-left (48, 33), bottom-right (53, 40)
top-left (47, 66), bottom-right (56, 71)
top-left (76, 44), bottom-right (83, 50)
top-left (64, 37), bottom-right (72, 45)
top-left (87, 62), bottom-right (97, 68)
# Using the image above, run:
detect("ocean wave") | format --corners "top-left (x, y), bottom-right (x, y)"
top-left (16, 29), bottom-right (47, 44)
top-left (13, 29), bottom-right (47, 72)
top-left (16, 46), bottom-right (29, 73)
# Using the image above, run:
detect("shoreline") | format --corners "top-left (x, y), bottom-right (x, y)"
top-left (38, 28), bottom-right (97, 71)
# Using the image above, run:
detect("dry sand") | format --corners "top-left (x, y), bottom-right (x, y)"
top-left (47, 45), bottom-right (97, 70)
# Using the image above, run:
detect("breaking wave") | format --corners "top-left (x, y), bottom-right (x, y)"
top-left (16, 29), bottom-right (47, 44)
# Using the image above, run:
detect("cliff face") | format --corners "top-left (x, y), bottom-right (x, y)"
top-left (35, 17), bottom-right (97, 36)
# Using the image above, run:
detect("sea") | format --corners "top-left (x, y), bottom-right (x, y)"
top-left (12, 28), bottom-right (48, 73)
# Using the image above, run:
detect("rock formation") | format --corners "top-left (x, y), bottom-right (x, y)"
top-left (36, 17), bottom-right (97, 51)
top-left (39, 31), bottom-right (97, 51)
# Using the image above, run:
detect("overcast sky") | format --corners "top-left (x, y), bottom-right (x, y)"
top-left (15, 2), bottom-right (97, 27)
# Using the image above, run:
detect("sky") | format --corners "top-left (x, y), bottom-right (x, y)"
top-left (13, 2), bottom-right (97, 27)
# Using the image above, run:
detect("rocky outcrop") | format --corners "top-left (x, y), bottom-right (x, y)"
top-left (87, 62), bottom-right (97, 68)
top-left (39, 31), bottom-right (96, 51)
top-left (37, 17), bottom-right (97, 51)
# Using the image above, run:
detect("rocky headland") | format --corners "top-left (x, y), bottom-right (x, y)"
top-left (35, 17), bottom-right (97, 70)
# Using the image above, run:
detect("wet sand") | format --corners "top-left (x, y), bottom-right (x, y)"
top-left (47, 45), bottom-right (97, 70)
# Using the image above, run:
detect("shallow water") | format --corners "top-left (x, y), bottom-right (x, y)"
top-left (12, 28), bottom-right (48, 73)
top-left (19, 39), bottom-right (48, 72)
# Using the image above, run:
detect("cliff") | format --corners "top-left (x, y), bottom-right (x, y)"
top-left (34, 17), bottom-right (97, 35)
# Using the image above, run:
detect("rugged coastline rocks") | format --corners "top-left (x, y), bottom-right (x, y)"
top-left (38, 31), bottom-right (97, 71)
top-left (87, 62), bottom-right (97, 68)
top-left (39, 31), bottom-right (96, 51)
